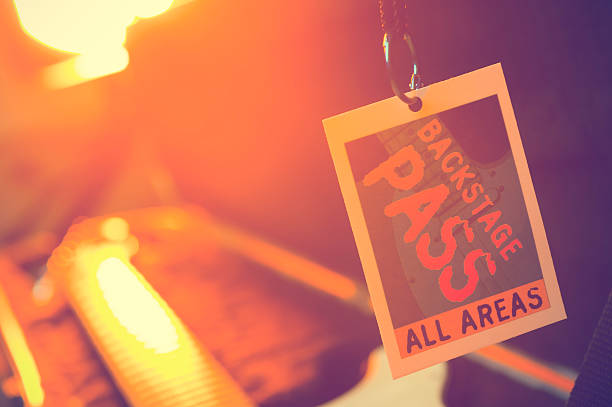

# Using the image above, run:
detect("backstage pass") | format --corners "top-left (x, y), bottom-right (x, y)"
top-left (323, 64), bottom-right (566, 378)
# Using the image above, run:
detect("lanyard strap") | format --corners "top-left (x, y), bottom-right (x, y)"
top-left (378, 0), bottom-right (423, 111)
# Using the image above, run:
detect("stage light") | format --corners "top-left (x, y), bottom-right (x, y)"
top-left (13, 0), bottom-right (175, 88)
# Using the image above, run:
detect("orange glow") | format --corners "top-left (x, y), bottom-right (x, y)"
top-left (97, 257), bottom-right (179, 353)
top-left (31, 275), bottom-right (55, 306)
top-left (199, 213), bottom-right (574, 395)
top-left (13, 0), bottom-right (173, 54)
top-left (1, 376), bottom-right (20, 398)
top-left (0, 283), bottom-right (44, 406)
top-left (208, 221), bottom-right (360, 302)
top-left (46, 240), bottom-right (256, 406)
top-left (43, 47), bottom-right (130, 89)
top-left (100, 217), bottom-right (130, 242)
top-left (474, 345), bottom-right (575, 394)
top-left (13, 0), bottom-right (175, 88)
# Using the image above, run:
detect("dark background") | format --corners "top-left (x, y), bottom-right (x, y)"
top-left (1, 1), bottom-right (611, 406)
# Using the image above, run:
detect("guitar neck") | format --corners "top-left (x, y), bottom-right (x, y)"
top-left (47, 229), bottom-right (255, 407)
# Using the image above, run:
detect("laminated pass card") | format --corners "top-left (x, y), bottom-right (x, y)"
top-left (323, 64), bottom-right (566, 378)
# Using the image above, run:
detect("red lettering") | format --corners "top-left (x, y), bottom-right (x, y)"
top-left (472, 194), bottom-right (493, 215)
top-left (417, 118), bottom-right (442, 142)
top-left (439, 249), bottom-right (496, 302)
top-left (384, 184), bottom-right (450, 243)
top-left (500, 238), bottom-right (522, 261)
top-left (427, 137), bottom-right (452, 160)
top-left (477, 210), bottom-right (502, 232)
top-left (363, 146), bottom-right (425, 190)
top-left (462, 182), bottom-right (483, 204)
top-left (450, 165), bottom-right (476, 190)
top-left (491, 224), bottom-right (512, 248)
top-left (441, 152), bottom-right (463, 173)
top-left (416, 216), bottom-right (474, 271)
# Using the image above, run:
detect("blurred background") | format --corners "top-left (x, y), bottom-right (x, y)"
top-left (0, 1), bottom-right (611, 406)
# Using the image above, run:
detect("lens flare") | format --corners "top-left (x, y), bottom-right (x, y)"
top-left (97, 257), bottom-right (179, 354)
top-left (100, 217), bottom-right (130, 242)
top-left (13, 0), bottom-right (175, 87)
top-left (0, 280), bottom-right (44, 406)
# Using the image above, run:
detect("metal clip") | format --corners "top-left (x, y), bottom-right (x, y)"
top-left (383, 32), bottom-right (423, 111)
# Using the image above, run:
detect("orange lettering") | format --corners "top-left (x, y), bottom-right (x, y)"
top-left (439, 249), bottom-right (496, 302)
top-left (477, 210), bottom-right (502, 232)
top-left (500, 238), bottom-right (522, 261)
top-left (363, 146), bottom-right (425, 190)
top-left (417, 119), bottom-right (442, 142)
top-left (416, 216), bottom-right (474, 271)
top-left (427, 137), bottom-right (452, 160)
top-left (384, 184), bottom-right (450, 243)
top-left (450, 165), bottom-right (476, 190)
top-left (441, 152), bottom-right (463, 173)
top-left (462, 182), bottom-right (483, 203)
top-left (491, 224), bottom-right (512, 248)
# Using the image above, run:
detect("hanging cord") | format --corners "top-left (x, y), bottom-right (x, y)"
top-left (378, 0), bottom-right (423, 111)
top-left (378, 0), bottom-right (409, 37)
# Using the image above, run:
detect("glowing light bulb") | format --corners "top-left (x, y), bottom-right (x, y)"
top-left (12, 0), bottom-right (175, 88)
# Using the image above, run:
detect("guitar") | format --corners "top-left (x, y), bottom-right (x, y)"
top-left (0, 206), bottom-right (447, 406)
